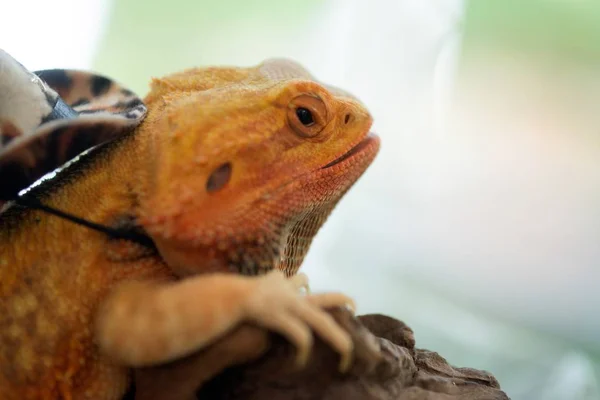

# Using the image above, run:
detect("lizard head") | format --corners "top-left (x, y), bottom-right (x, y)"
top-left (138, 59), bottom-right (380, 277)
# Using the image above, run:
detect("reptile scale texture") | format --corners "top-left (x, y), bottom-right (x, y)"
top-left (0, 51), bottom-right (380, 399)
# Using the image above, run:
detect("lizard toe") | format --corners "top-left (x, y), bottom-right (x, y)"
top-left (291, 296), bottom-right (354, 373)
top-left (264, 311), bottom-right (314, 368)
top-left (307, 292), bottom-right (356, 314)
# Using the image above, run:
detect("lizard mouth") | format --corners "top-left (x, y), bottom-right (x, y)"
top-left (321, 132), bottom-right (379, 169)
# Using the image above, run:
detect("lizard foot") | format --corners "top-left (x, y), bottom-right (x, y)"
top-left (245, 269), bottom-right (354, 372)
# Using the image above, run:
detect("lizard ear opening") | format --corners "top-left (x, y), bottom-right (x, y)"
top-left (287, 95), bottom-right (327, 138)
top-left (206, 162), bottom-right (232, 192)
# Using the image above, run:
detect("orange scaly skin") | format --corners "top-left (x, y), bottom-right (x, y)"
top-left (0, 59), bottom-right (380, 399)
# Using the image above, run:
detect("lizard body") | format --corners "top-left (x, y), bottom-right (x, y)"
top-left (0, 59), bottom-right (379, 399)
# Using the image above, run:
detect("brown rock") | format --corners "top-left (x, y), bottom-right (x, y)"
top-left (130, 310), bottom-right (509, 400)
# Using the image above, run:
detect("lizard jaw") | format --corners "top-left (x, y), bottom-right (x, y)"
top-left (275, 132), bottom-right (380, 275)
top-left (145, 134), bottom-right (380, 278)
top-left (320, 132), bottom-right (379, 170)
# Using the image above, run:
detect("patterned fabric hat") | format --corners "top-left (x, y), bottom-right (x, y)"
top-left (0, 49), bottom-right (146, 201)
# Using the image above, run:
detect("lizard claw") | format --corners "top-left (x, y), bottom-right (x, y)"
top-left (289, 272), bottom-right (311, 294)
top-left (245, 270), bottom-right (353, 372)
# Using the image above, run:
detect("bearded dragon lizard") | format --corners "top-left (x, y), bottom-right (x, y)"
top-left (0, 59), bottom-right (380, 399)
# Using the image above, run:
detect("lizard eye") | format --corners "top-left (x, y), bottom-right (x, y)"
top-left (288, 95), bottom-right (327, 138)
top-left (296, 108), bottom-right (314, 126)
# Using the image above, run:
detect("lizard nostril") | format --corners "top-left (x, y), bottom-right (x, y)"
top-left (344, 114), bottom-right (351, 124)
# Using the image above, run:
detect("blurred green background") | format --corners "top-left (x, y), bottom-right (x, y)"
top-left (95, 0), bottom-right (330, 94)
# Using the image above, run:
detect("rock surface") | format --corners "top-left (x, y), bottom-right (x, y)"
top-left (131, 310), bottom-right (509, 400)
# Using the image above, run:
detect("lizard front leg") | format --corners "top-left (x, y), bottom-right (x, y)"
top-left (95, 270), bottom-right (354, 373)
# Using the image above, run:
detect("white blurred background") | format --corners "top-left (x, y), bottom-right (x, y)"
top-left (2, 1), bottom-right (599, 398)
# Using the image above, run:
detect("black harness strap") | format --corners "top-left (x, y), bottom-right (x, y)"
top-left (13, 196), bottom-right (154, 248)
